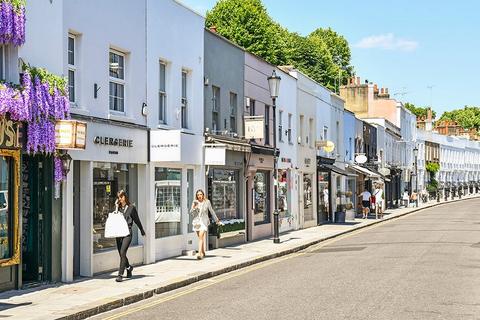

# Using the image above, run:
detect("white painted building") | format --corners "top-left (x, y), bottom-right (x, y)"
top-left (23, 0), bottom-right (205, 282)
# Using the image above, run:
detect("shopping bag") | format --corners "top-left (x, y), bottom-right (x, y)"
top-left (104, 211), bottom-right (130, 238)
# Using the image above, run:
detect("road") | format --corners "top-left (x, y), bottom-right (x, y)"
top-left (94, 199), bottom-right (480, 320)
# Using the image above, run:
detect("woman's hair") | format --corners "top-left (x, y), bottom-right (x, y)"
top-left (195, 189), bottom-right (206, 201)
top-left (117, 189), bottom-right (131, 206)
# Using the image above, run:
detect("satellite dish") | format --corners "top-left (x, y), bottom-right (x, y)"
top-left (378, 167), bottom-right (391, 176)
top-left (355, 154), bottom-right (367, 164)
top-left (323, 141), bottom-right (335, 153)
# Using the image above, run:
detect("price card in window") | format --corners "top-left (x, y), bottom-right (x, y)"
top-left (106, 185), bottom-right (111, 194)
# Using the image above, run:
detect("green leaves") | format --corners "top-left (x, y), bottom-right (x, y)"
top-left (206, 0), bottom-right (353, 89)
top-left (404, 102), bottom-right (436, 119)
top-left (426, 162), bottom-right (440, 174)
top-left (439, 106), bottom-right (480, 130)
top-left (22, 63), bottom-right (67, 96)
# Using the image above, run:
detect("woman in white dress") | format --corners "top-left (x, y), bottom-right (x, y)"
top-left (190, 189), bottom-right (220, 260)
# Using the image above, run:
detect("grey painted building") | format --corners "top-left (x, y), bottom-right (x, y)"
top-left (203, 29), bottom-right (249, 247)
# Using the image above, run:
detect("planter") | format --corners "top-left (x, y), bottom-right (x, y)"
top-left (345, 209), bottom-right (355, 221)
top-left (334, 211), bottom-right (346, 223)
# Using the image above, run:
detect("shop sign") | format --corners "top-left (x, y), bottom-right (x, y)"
top-left (355, 154), bottom-right (367, 164)
top-left (55, 120), bottom-right (87, 150)
top-left (93, 136), bottom-right (132, 147)
top-left (205, 146), bottom-right (226, 166)
top-left (0, 117), bottom-right (21, 149)
top-left (150, 130), bottom-right (181, 162)
top-left (378, 167), bottom-right (391, 176)
top-left (244, 116), bottom-right (264, 139)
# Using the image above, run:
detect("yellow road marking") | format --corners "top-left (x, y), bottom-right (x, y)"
top-left (102, 210), bottom-right (421, 319)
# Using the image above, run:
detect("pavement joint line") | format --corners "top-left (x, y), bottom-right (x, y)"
top-left (57, 195), bottom-right (480, 320)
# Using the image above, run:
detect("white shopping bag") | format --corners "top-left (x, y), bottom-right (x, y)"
top-left (104, 211), bottom-right (130, 238)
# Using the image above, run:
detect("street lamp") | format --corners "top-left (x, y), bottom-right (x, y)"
top-left (413, 146), bottom-right (419, 207)
top-left (268, 70), bottom-right (281, 244)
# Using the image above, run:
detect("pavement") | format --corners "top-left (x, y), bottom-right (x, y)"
top-left (0, 194), bottom-right (479, 320)
top-left (92, 195), bottom-right (480, 320)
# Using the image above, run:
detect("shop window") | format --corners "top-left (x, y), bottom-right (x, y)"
top-left (317, 171), bottom-right (330, 221)
top-left (209, 169), bottom-right (240, 222)
top-left (303, 174), bottom-right (314, 221)
top-left (254, 171), bottom-right (270, 225)
top-left (93, 162), bottom-right (137, 253)
top-left (278, 169), bottom-right (290, 219)
top-left (186, 169), bottom-right (194, 233)
top-left (155, 168), bottom-right (182, 238)
top-left (0, 156), bottom-right (12, 260)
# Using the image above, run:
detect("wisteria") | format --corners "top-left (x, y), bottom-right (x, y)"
top-left (54, 156), bottom-right (65, 182)
top-left (0, 1), bottom-right (26, 46)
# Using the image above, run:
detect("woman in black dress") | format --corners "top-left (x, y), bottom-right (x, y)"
top-left (115, 190), bottom-right (145, 282)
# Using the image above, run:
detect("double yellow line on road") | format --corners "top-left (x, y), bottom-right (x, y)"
top-left (102, 211), bottom-right (418, 320)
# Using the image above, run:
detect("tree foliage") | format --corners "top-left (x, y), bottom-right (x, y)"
top-left (404, 102), bottom-right (436, 119)
top-left (439, 106), bottom-right (480, 130)
top-left (205, 0), bottom-right (353, 91)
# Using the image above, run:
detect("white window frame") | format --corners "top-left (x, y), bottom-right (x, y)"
top-left (68, 35), bottom-right (76, 105)
top-left (109, 49), bottom-right (126, 114)
top-left (0, 45), bottom-right (5, 82)
top-left (287, 113), bottom-right (292, 144)
top-left (159, 61), bottom-right (167, 124)
top-left (229, 92), bottom-right (237, 133)
top-left (212, 86), bottom-right (220, 132)
top-left (181, 70), bottom-right (188, 129)
top-left (278, 110), bottom-right (283, 142)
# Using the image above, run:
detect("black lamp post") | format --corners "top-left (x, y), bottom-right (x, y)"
top-left (413, 146), bottom-right (419, 207)
top-left (268, 70), bottom-right (281, 244)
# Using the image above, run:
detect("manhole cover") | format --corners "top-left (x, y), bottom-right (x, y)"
top-left (311, 246), bottom-right (366, 253)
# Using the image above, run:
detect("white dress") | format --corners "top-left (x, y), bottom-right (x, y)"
top-left (190, 199), bottom-right (218, 232)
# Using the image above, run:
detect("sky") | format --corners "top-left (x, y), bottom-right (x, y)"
top-left (180, 0), bottom-right (480, 116)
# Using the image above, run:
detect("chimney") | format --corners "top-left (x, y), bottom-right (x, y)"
top-left (380, 88), bottom-right (384, 94)
top-left (356, 77), bottom-right (360, 85)
top-left (209, 25), bottom-right (217, 33)
top-left (385, 88), bottom-right (389, 94)
top-left (374, 84), bottom-right (378, 92)
top-left (427, 108), bottom-right (432, 121)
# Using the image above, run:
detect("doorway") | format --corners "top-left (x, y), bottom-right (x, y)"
top-left (21, 155), bottom-right (53, 284)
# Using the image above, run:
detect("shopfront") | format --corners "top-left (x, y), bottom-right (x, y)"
top-left (204, 135), bottom-right (250, 247)
top-left (278, 164), bottom-right (297, 233)
top-left (66, 120), bottom-right (148, 277)
top-left (246, 146), bottom-right (274, 241)
top-left (149, 130), bottom-right (203, 260)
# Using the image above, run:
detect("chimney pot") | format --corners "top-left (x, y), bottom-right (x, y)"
top-left (374, 84), bottom-right (378, 92)
top-left (385, 88), bottom-right (389, 94)
top-left (209, 25), bottom-right (217, 33)
top-left (380, 88), bottom-right (384, 94)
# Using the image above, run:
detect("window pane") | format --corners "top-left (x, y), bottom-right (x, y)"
top-left (68, 70), bottom-right (75, 103)
top-left (254, 171), bottom-right (270, 225)
top-left (159, 63), bottom-right (166, 92)
top-left (109, 82), bottom-right (124, 112)
top-left (210, 169), bottom-right (240, 221)
top-left (93, 163), bottom-right (137, 253)
top-left (109, 52), bottom-right (124, 79)
top-left (303, 174), bottom-right (314, 221)
top-left (0, 156), bottom-right (10, 260)
top-left (264, 106), bottom-right (269, 145)
top-left (181, 71), bottom-right (187, 99)
top-left (155, 168), bottom-right (182, 238)
top-left (68, 37), bottom-right (75, 65)
top-left (159, 93), bottom-right (166, 123)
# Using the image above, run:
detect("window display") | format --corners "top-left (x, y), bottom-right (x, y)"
top-left (0, 156), bottom-right (10, 260)
top-left (278, 170), bottom-right (290, 219)
top-left (318, 171), bottom-right (330, 222)
top-left (93, 162), bottom-right (137, 253)
top-left (155, 167), bottom-right (182, 238)
top-left (209, 169), bottom-right (239, 221)
top-left (303, 174), bottom-right (314, 221)
top-left (254, 171), bottom-right (270, 225)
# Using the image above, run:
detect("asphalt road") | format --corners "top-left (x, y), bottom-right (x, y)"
top-left (95, 199), bottom-right (480, 320)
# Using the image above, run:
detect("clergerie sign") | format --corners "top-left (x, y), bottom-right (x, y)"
top-left (93, 136), bottom-right (133, 147)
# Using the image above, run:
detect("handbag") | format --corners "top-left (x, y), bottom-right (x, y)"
top-left (104, 210), bottom-right (130, 238)
top-left (192, 216), bottom-right (202, 229)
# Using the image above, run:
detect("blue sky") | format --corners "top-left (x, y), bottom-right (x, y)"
top-left (181, 0), bottom-right (480, 116)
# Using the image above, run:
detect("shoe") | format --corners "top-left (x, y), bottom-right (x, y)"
top-left (126, 266), bottom-right (133, 278)
top-left (196, 253), bottom-right (201, 260)
top-left (115, 276), bottom-right (123, 282)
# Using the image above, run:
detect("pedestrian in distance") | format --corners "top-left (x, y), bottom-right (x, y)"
top-left (402, 189), bottom-right (409, 208)
top-left (190, 189), bottom-right (220, 260)
top-left (115, 190), bottom-right (146, 282)
top-left (359, 189), bottom-right (371, 219)
top-left (373, 184), bottom-right (384, 219)
top-left (410, 190), bottom-right (418, 207)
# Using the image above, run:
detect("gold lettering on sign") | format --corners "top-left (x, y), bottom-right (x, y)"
top-left (0, 117), bottom-right (18, 148)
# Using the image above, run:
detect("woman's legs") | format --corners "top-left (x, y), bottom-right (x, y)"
top-left (117, 235), bottom-right (132, 276)
top-left (198, 230), bottom-right (206, 257)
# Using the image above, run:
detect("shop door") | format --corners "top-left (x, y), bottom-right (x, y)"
top-left (21, 156), bottom-right (52, 284)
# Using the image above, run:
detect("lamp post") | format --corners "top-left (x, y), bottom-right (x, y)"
top-left (413, 146), bottom-right (419, 207)
top-left (268, 70), bottom-right (281, 244)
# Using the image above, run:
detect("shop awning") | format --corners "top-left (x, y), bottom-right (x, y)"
top-left (347, 164), bottom-right (381, 179)
top-left (320, 164), bottom-right (356, 177)
top-left (205, 135), bottom-right (251, 153)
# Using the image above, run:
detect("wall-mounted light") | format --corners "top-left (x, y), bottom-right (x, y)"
top-left (142, 102), bottom-right (148, 116)
top-left (59, 152), bottom-right (73, 175)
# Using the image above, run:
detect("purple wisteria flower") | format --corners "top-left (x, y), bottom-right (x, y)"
top-left (54, 156), bottom-right (64, 182)
top-left (0, 2), bottom-right (25, 46)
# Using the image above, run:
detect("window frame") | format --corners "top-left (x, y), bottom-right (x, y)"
top-left (212, 85), bottom-right (220, 132)
top-left (181, 70), bottom-right (188, 129)
top-left (67, 35), bottom-right (76, 104)
top-left (159, 61), bottom-right (167, 124)
top-left (229, 92), bottom-right (237, 133)
top-left (287, 113), bottom-right (292, 144)
top-left (278, 110), bottom-right (283, 142)
top-left (264, 105), bottom-right (270, 145)
top-left (109, 49), bottom-right (126, 114)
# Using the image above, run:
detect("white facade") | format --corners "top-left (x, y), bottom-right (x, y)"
top-left (275, 68), bottom-right (299, 232)
top-left (397, 102), bottom-right (417, 189)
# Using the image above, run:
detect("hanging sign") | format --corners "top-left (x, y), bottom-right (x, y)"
top-left (244, 116), bottom-right (264, 139)
top-left (55, 120), bottom-right (87, 150)
top-left (205, 145), bottom-right (226, 166)
top-left (355, 154), bottom-right (367, 164)
top-left (378, 167), bottom-right (391, 176)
